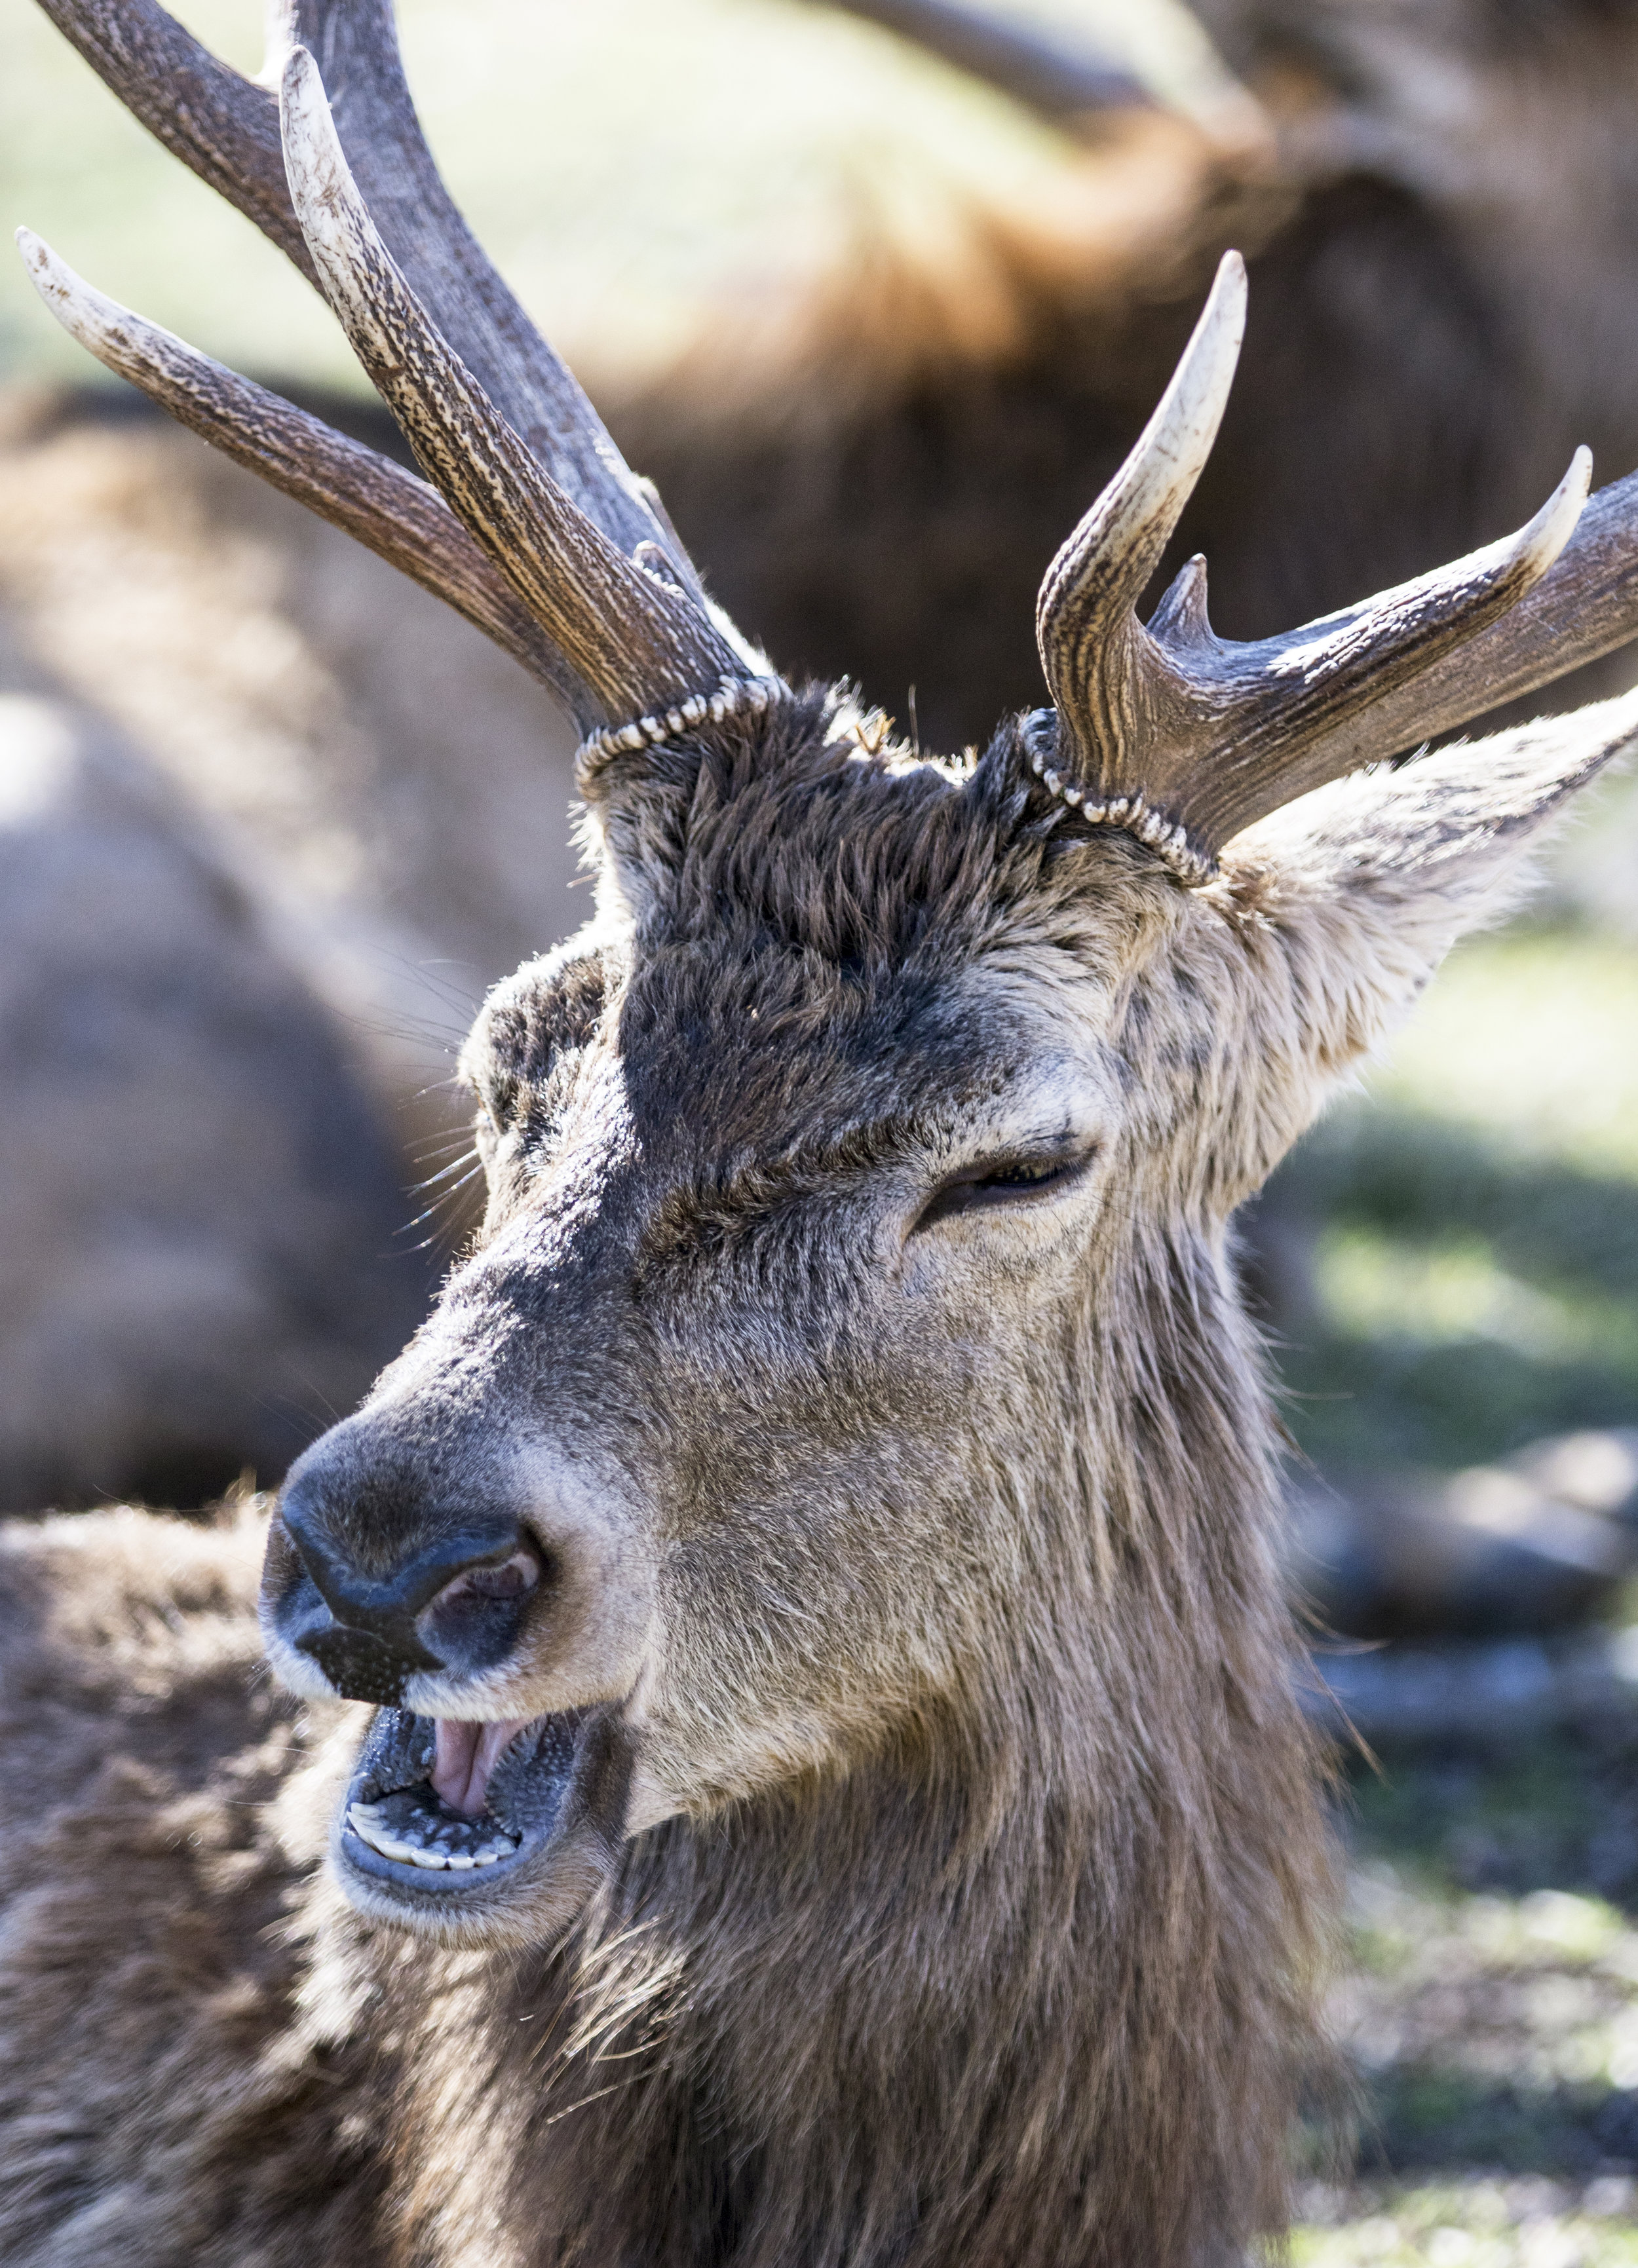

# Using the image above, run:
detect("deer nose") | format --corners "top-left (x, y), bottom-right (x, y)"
top-left (274, 1462), bottom-right (543, 1706)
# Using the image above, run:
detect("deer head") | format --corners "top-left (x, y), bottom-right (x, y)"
top-left (22, 2), bottom-right (1638, 1963)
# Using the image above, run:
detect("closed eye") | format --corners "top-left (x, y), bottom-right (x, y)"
top-left (911, 1147), bottom-right (1095, 1234)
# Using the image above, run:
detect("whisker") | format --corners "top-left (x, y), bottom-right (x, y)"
top-left (411, 1148), bottom-right (482, 1194)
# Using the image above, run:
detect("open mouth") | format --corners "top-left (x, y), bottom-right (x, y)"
top-left (340, 1706), bottom-right (588, 1895)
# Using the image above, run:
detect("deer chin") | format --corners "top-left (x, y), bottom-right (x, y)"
top-left (333, 1701), bottom-right (633, 1944)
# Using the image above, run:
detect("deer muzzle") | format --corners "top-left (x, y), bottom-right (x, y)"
top-left (260, 1401), bottom-right (645, 1936)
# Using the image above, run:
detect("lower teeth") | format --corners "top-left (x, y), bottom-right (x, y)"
top-left (347, 1800), bottom-right (519, 1872)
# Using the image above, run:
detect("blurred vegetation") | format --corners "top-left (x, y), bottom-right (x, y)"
top-left (1291, 1716), bottom-right (1638, 2261)
top-left (1293, 2182), bottom-right (1638, 2264)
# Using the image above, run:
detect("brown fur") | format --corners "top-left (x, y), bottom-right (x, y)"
top-left (0, 1509), bottom-right (389, 2265)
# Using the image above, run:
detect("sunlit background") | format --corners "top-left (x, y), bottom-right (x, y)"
top-left (0, 0), bottom-right (1228, 387)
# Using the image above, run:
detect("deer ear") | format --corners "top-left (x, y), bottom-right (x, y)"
top-left (1225, 690), bottom-right (1637, 922)
top-left (1188, 691), bottom-right (1637, 1203)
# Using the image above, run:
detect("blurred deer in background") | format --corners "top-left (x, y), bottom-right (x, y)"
top-left (7, 5), bottom-right (1638, 2263)
top-left (0, 646), bottom-right (423, 1512)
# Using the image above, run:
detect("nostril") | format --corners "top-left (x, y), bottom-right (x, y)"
top-left (432, 1547), bottom-right (541, 1612)
top-left (267, 1436), bottom-right (545, 1690)
top-left (417, 1540), bottom-right (545, 1674)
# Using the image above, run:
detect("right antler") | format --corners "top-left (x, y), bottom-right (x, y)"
top-left (21, 1), bottom-right (766, 735)
top-left (1029, 252), bottom-right (1626, 880)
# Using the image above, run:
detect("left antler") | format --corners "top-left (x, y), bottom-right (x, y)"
top-left (272, 46), bottom-right (742, 719)
top-left (31, 0), bottom-right (697, 589)
top-left (21, 1), bottom-right (769, 737)
top-left (1031, 252), bottom-right (1594, 878)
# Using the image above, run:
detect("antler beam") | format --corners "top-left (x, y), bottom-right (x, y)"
top-left (24, 3), bottom-right (773, 734)
top-left (276, 46), bottom-right (743, 722)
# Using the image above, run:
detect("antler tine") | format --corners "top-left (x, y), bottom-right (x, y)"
top-left (1033, 256), bottom-right (1595, 875)
top-left (277, 45), bottom-right (745, 728)
top-left (32, 0), bottom-right (706, 601)
top-left (1036, 251), bottom-right (1245, 783)
top-left (33, 0), bottom-right (310, 270)
top-left (1177, 451), bottom-right (1590, 849)
top-left (1283, 464), bottom-right (1638, 787)
top-left (16, 229), bottom-right (569, 701)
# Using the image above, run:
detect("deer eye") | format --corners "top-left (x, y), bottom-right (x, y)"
top-left (911, 1148), bottom-right (1094, 1234)
top-left (472, 1081), bottom-right (514, 1141)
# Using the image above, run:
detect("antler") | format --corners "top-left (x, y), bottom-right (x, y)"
top-left (1031, 252), bottom-right (1594, 878)
top-left (811, 0), bottom-right (1274, 154)
top-left (31, 0), bottom-right (693, 582)
top-left (274, 46), bottom-right (742, 717)
top-left (17, 231), bottom-right (568, 697)
top-left (21, 1), bottom-right (765, 734)
top-left (809, 0), bottom-right (1152, 121)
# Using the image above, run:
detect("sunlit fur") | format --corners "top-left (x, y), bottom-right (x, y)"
top-left (0, 683), bottom-right (1631, 2266)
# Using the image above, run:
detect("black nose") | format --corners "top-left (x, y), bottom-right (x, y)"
top-left (273, 1458), bottom-right (538, 1705)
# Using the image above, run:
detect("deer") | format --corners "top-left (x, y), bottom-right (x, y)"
top-left (7, 3), bottom-right (1638, 2261)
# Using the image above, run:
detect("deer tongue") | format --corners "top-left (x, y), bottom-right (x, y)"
top-left (431, 1716), bottom-right (532, 1817)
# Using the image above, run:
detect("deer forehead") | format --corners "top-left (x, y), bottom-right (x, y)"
top-left (466, 913), bottom-right (1145, 1194)
top-left (468, 744), bottom-right (1180, 1138)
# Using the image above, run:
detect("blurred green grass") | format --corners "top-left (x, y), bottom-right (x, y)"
top-left (1291, 1726), bottom-right (1638, 2261)
top-left (1293, 2186), bottom-right (1638, 2263)
top-left (1269, 807), bottom-right (1638, 1474)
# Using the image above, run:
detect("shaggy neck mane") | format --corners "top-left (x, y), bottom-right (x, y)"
top-left (317, 1230), bottom-right (1333, 2268)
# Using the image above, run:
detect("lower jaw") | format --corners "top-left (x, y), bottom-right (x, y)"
top-left (337, 1705), bottom-right (582, 1908)
top-left (332, 1701), bottom-right (633, 1938)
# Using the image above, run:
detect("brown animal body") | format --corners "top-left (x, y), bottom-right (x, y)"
top-left (0, 625), bottom-right (424, 1510)
top-left (0, 391), bottom-right (584, 1505)
top-left (7, 4), bottom-right (1638, 2262)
